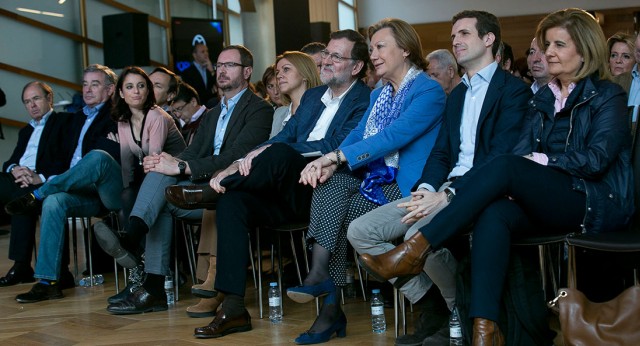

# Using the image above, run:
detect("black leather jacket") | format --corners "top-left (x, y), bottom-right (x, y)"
top-left (513, 75), bottom-right (634, 233)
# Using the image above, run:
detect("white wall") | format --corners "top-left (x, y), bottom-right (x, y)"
top-left (358, 0), bottom-right (640, 27)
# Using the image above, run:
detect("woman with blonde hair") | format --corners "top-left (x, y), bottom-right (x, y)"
top-left (270, 51), bottom-right (322, 137)
top-left (608, 32), bottom-right (636, 76)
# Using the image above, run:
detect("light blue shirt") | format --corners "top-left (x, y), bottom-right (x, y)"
top-left (449, 61), bottom-right (498, 179)
top-left (629, 64), bottom-right (640, 122)
top-left (213, 88), bottom-right (247, 155)
top-left (70, 103), bottom-right (104, 168)
top-left (418, 62), bottom-right (498, 193)
top-left (7, 110), bottom-right (53, 183)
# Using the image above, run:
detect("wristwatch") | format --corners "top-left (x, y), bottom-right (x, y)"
top-left (178, 161), bottom-right (187, 175)
top-left (444, 187), bottom-right (455, 203)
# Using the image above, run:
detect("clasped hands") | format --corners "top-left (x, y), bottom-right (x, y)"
top-left (12, 166), bottom-right (42, 188)
top-left (299, 152), bottom-right (339, 188)
top-left (398, 189), bottom-right (449, 225)
top-left (142, 152), bottom-right (173, 174)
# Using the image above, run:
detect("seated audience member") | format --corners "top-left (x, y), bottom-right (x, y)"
top-left (613, 31), bottom-right (640, 131)
top-left (301, 41), bottom-right (327, 74)
top-left (7, 66), bottom-right (186, 303)
top-left (291, 18), bottom-right (446, 344)
top-left (350, 10), bottom-right (531, 345)
top-left (426, 49), bottom-right (461, 95)
top-left (608, 32), bottom-right (635, 77)
top-left (0, 82), bottom-right (69, 287)
top-left (180, 43), bottom-right (217, 106)
top-left (4, 64), bottom-right (120, 289)
top-left (496, 42), bottom-right (514, 72)
top-left (270, 51), bottom-right (322, 138)
top-left (170, 82), bottom-right (206, 145)
top-left (92, 45), bottom-right (273, 315)
top-left (149, 67), bottom-right (180, 111)
top-left (359, 9), bottom-right (632, 345)
top-left (165, 29), bottom-right (371, 339)
top-left (253, 80), bottom-right (267, 99)
top-left (262, 65), bottom-right (283, 109)
top-left (527, 37), bottom-right (551, 93)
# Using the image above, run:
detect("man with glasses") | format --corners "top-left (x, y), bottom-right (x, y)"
top-left (0, 82), bottom-right (70, 288)
top-left (170, 81), bottom-right (206, 145)
top-left (91, 45), bottom-right (273, 315)
top-left (162, 29), bottom-right (372, 339)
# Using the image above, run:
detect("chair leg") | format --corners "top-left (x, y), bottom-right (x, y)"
top-left (300, 230), bottom-right (320, 316)
top-left (257, 228), bottom-right (264, 319)
top-left (173, 221), bottom-right (179, 302)
top-left (289, 232), bottom-right (303, 285)
top-left (71, 217), bottom-right (79, 282)
top-left (354, 248), bottom-right (367, 301)
top-left (114, 259), bottom-right (120, 293)
top-left (394, 287), bottom-right (399, 338)
top-left (248, 234), bottom-right (257, 288)
top-left (181, 222), bottom-right (197, 285)
top-left (277, 234), bottom-right (284, 316)
top-left (86, 217), bottom-right (94, 286)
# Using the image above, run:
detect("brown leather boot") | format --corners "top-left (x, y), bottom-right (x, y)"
top-left (186, 293), bottom-right (224, 318)
top-left (358, 232), bottom-right (431, 282)
top-left (192, 256), bottom-right (217, 298)
top-left (472, 318), bottom-right (505, 346)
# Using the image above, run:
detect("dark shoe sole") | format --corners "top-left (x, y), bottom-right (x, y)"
top-left (106, 304), bottom-right (168, 315)
top-left (191, 287), bottom-right (218, 298)
top-left (186, 310), bottom-right (217, 318)
top-left (16, 292), bottom-right (64, 303)
top-left (194, 324), bottom-right (252, 338)
top-left (0, 277), bottom-right (36, 287)
top-left (94, 222), bottom-right (139, 269)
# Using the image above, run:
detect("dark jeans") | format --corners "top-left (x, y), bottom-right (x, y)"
top-left (420, 155), bottom-right (586, 320)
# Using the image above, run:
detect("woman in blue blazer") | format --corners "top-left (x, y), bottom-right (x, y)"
top-left (287, 18), bottom-right (446, 344)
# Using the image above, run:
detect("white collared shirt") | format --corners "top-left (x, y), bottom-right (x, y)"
top-left (307, 80), bottom-right (357, 141)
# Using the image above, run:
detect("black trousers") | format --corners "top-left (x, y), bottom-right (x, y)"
top-left (419, 155), bottom-right (586, 320)
top-left (215, 143), bottom-right (313, 296)
top-left (0, 173), bottom-right (70, 268)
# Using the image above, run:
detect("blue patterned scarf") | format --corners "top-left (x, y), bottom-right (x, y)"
top-left (359, 66), bottom-right (421, 205)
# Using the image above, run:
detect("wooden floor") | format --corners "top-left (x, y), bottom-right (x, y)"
top-left (0, 224), bottom-right (409, 345)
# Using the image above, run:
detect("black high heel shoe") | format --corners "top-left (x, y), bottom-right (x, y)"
top-left (294, 311), bottom-right (347, 345)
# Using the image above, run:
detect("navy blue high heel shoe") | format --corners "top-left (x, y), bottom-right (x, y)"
top-left (294, 312), bottom-right (347, 345)
top-left (287, 278), bottom-right (335, 304)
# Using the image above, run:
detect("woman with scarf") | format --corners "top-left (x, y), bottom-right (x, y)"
top-left (288, 18), bottom-right (446, 344)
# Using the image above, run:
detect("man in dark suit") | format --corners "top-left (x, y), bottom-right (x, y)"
top-left (180, 43), bottom-right (217, 107)
top-left (92, 45), bottom-right (274, 315)
top-left (0, 81), bottom-right (69, 287)
top-left (11, 64), bottom-right (120, 303)
top-left (353, 11), bottom-right (532, 345)
top-left (168, 29), bottom-right (372, 339)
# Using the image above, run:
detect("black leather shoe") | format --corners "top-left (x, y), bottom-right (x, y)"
top-left (165, 185), bottom-right (219, 210)
top-left (106, 286), bottom-right (167, 315)
top-left (0, 265), bottom-right (35, 287)
top-left (108, 282), bottom-right (141, 304)
top-left (5, 193), bottom-right (41, 215)
top-left (93, 221), bottom-right (140, 269)
top-left (16, 282), bottom-right (64, 303)
top-left (58, 270), bottom-right (76, 290)
top-left (194, 310), bottom-right (252, 338)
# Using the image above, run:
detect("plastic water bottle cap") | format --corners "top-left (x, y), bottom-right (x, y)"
top-left (372, 289), bottom-right (380, 294)
top-left (270, 282), bottom-right (277, 287)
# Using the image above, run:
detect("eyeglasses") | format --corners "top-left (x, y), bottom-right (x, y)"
top-left (172, 102), bottom-right (187, 113)
top-left (320, 50), bottom-right (356, 63)
top-left (214, 62), bottom-right (247, 70)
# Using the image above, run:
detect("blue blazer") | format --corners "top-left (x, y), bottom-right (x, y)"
top-left (340, 73), bottom-right (446, 197)
top-left (266, 80), bottom-right (371, 154)
top-left (415, 67), bottom-right (532, 192)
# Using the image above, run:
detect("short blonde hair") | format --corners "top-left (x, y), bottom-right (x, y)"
top-left (536, 8), bottom-right (610, 82)
top-left (607, 32), bottom-right (635, 57)
top-left (368, 18), bottom-right (427, 71)
top-left (275, 51), bottom-right (321, 105)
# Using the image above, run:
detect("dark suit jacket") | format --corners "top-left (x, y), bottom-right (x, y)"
top-left (178, 89), bottom-right (274, 182)
top-left (180, 64), bottom-right (216, 105)
top-left (2, 111), bottom-right (69, 179)
top-left (63, 102), bottom-right (120, 165)
top-left (415, 67), bottom-right (532, 192)
top-left (265, 80), bottom-right (371, 154)
top-left (613, 71), bottom-right (632, 95)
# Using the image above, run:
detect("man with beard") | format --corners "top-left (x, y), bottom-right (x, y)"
top-left (527, 38), bottom-right (551, 94)
top-left (92, 45), bottom-right (274, 314)
top-left (163, 29), bottom-right (372, 338)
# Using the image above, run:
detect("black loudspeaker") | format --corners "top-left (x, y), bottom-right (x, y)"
top-left (273, 0), bottom-right (311, 54)
top-left (310, 22), bottom-right (331, 44)
top-left (103, 13), bottom-right (150, 68)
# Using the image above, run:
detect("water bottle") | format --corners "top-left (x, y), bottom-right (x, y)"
top-left (450, 306), bottom-right (463, 345)
top-left (371, 288), bottom-right (386, 333)
top-left (268, 282), bottom-right (282, 323)
top-left (164, 276), bottom-right (175, 306)
top-left (79, 274), bottom-right (104, 287)
top-left (345, 263), bottom-right (356, 298)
